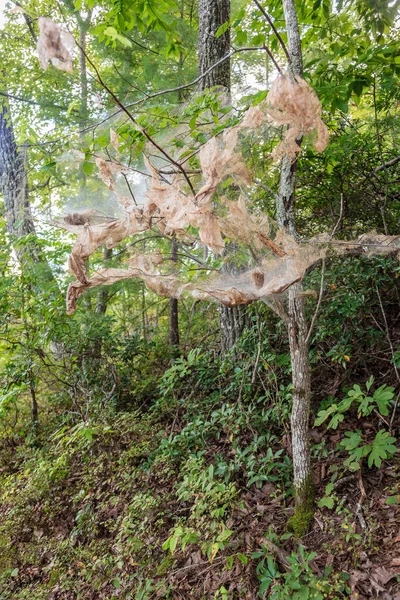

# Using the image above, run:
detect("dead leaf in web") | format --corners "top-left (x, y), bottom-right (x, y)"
top-left (195, 210), bottom-right (225, 255)
top-left (66, 211), bottom-right (147, 283)
top-left (37, 17), bottom-right (75, 74)
top-left (110, 129), bottom-right (119, 153)
top-left (95, 157), bottom-right (133, 210)
top-left (196, 129), bottom-right (251, 205)
top-left (264, 75), bottom-right (329, 161)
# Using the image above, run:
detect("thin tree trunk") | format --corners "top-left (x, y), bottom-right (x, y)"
top-left (77, 13), bottom-right (91, 203)
top-left (169, 239), bottom-right (180, 356)
top-left (0, 96), bottom-right (59, 288)
top-left (198, 0), bottom-right (248, 351)
top-left (167, 4), bottom-right (185, 357)
top-left (29, 369), bottom-right (39, 429)
top-left (96, 248), bottom-right (112, 315)
top-left (276, 0), bottom-right (314, 535)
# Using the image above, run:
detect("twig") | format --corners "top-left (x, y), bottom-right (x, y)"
top-left (356, 468), bottom-right (367, 530)
top-left (375, 285), bottom-right (400, 429)
top-left (251, 308), bottom-right (262, 384)
top-left (263, 44), bottom-right (283, 75)
top-left (373, 408), bottom-right (391, 430)
top-left (252, 0), bottom-right (291, 65)
top-left (333, 474), bottom-right (356, 490)
top-left (254, 178), bottom-right (279, 201)
top-left (123, 46), bottom-right (265, 110)
top-left (373, 155), bottom-right (400, 173)
top-left (355, 502), bottom-right (367, 530)
top-left (0, 91), bottom-right (75, 113)
top-left (329, 193), bottom-right (344, 240)
top-left (306, 258), bottom-right (325, 343)
top-left (79, 48), bottom-right (196, 194)
top-left (261, 538), bottom-right (290, 570)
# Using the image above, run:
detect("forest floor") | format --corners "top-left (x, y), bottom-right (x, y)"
top-left (0, 355), bottom-right (399, 599)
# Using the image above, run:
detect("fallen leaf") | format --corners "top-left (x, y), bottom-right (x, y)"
top-left (391, 558), bottom-right (400, 567)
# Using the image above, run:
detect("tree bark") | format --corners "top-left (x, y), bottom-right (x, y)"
top-left (169, 239), bottom-right (180, 356)
top-left (198, 0), bottom-right (230, 91)
top-left (0, 98), bottom-right (56, 428)
top-left (0, 98), bottom-right (58, 288)
top-left (198, 0), bottom-right (248, 351)
top-left (276, 0), bottom-right (314, 535)
top-left (96, 248), bottom-right (112, 315)
top-left (0, 104), bottom-right (37, 259)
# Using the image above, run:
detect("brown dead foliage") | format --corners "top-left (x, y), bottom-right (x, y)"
top-left (266, 75), bottom-right (329, 160)
top-left (37, 18), bottom-right (75, 74)
top-left (52, 69), bottom-right (335, 314)
top-left (196, 128), bottom-right (251, 205)
top-left (95, 157), bottom-right (133, 210)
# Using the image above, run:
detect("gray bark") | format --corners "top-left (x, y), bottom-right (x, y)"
top-left (0, 105), bottom-right (35, 244)
top-left (169, 239), bottom-right (180, 354)
top-left (198, 0), bottom-right (230, 91)
top-left (96, 248), bottom-right (112, 315)
top-left (277, 0), bottom-right (314, 530)
top-left (198, 0), bottom-right (247, 351)
top-left (0, 99), bottom-right (55, 428)
top-left (0, 101), bottom-right (53, 277)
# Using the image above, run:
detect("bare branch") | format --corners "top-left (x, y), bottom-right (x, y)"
top-left (329, 192), bottom-right (344, 240)
top-left (252, 0), bottom-right (291, 65)
top-left (373, 155), bottom-right (400, 174)
top-left (306, 258), bottom-right (325, 344)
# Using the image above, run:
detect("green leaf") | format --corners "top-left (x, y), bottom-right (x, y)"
top-left (82, 162), bottom-right (95, 176)
top-left (340, 430), bottom-right (363, 451)
top-left (104, 26), bottom-right (132, 47)
top-left (259, 578), bottom-right (272, 594)
top-left (215, 21), bottom-right (229, 39)
top-left (385, 495), bottom-right (399, 505)
top-left (318, 496), bottom-right (334, 509)
top-left (373, 385), bottom-right (395, 416)
top-left (314, 404), bottom-right (338, 426)
top-left (368, 430), bottom-right (397, 468)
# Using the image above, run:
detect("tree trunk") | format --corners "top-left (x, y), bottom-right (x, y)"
top-left (0, 98), bottom-right (58, 287)
top-left (0, 98), bottom-right (56, 429)
top-left (0, 104), bottom-right (38, 261)
top-left (198, 0), bottom-right (247, 351)
top-left (167, 3), bottom-right (186, 357)
top-left (77, 12), bottom-right (91, 203)
top-left (169, 239), bottom-right (180, 356)
top-left (198, 0), bottom-right (230, 92)
top-left (276, 0), bottom-right (314, 536)
top-left (96, 248), bottom-right (112, 315)
top-left (29, 368), bottom-right (39, 430)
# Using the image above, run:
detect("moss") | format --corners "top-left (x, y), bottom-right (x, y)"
top-left (288, 475), bottom-right (315, 538)
top-left (156, 555), bottom-right (175, 576)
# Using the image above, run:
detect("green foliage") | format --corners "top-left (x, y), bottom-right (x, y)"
top-left (340, 429), bottom-right (397, 470)
top-left (0, 0), bottom-right (400, 596)
top-left (252, 542), bottom-right (349, 598)
top-left (315, 376), bottom-right (395, 429)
